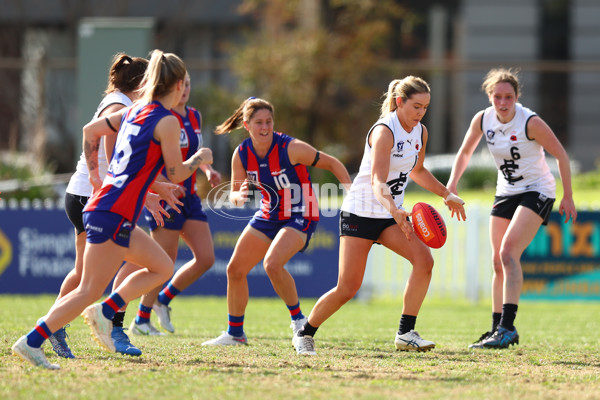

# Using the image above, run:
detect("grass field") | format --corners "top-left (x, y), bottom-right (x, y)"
top-left (2, 295), bottom-right (599, 400)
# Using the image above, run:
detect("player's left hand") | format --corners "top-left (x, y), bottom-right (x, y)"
top-left (444, 192), bottom-right (466, 221)
top-left (205, 168), bottom-right (222, 187)
top-left (559, 196), bottom-right (577, 223)
top-left (152, 181), bottom-right (184, 214)
top-left (392, 208), bottom-right (413, 240)
top-left (145, 192), bottom-right (170, 227)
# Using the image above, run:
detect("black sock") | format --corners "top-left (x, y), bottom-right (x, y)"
top-left (398, 314), bottom-right (417, 335)
top-left (298, 321), bottom-right (318, 337)
top-left (499, 304), bottom-right (518, 331)
top-left (492, 312), bottom-right (502, 332)
top-left (112, 311), bottom-right (125, 328)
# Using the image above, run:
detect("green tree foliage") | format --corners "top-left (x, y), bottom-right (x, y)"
top-left (230, 0), bottom-right (418, 173)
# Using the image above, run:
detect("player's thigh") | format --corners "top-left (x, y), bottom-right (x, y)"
top-left (377, 223), bottom-right (432, 266)
top-left (263, 227), bottom-right (305, 267)
top-left (490, 215), bottom-right (511, 258)
top-left (337, 236), bottom-right (373, 291)
top-left (228, 225), bottom-right (271, 275)
top-left (125, 226), bottom-right (173, 274)
top-left (181, 219), bottom-right (215, 263)
top-left (80, 240), bottom-right (128, 293)
top-left (502, 206), bottom-right (543, 255)
top-left (150, 226), bottom-right (181, 261)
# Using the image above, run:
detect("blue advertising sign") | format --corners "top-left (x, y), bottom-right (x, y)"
top-left (0, 206), bottom-right (340, 298)
top-left (522, 211), bottom-right (600, 300)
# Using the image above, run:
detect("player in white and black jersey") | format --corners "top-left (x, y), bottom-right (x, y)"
top-left (447, 68), bottom-right (577, 349)
top-left (293, 76), bottom-right (465, 356)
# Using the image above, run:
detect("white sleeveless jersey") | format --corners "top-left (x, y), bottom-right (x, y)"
top-left (482, 103), bottom-right (555, 198)
top-left (66, 91), bottom-right (133, 196)
top-left (342, 111), bottom-right (423, 218)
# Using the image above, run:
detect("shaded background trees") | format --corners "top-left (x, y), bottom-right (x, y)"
top-left (223, 0), bottom-right (421, 176)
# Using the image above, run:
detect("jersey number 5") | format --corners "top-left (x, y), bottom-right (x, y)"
top-left (109, 124), bottom-right (141, 175)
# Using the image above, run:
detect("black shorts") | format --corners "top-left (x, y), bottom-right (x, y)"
top-left (491, 191), bottom-right (555, 226)
top-left (339, 211), bottom-right (397, 241)
top-left (65, 192), bottom-right (89, 234)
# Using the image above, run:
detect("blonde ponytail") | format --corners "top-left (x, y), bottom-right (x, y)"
top-left (138, 50), bottom-right (186, 104)
top-left (379, 76), bottom-right (430, 119)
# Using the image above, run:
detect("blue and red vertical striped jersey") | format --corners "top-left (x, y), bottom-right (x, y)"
top-left (170, 106), bottom-right (202, 195)
top-left (238, 132), bottom-right (319, 222)
top-left (84, 101), bottom-right (172, 224)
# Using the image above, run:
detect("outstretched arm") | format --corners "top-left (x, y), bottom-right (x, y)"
top-left (409, 125), bottom-right (466, 221)
top-left (447, 111), bottom-right (484, 194)
top-left (288, 139), bottom-right (352, 191)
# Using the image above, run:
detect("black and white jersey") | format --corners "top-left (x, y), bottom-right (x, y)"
top-left (342, 111), bottom-right (423, 218)
top-left (482, 103), bottom-right (555, 198)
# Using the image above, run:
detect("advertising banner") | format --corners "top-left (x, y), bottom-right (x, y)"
top-left (522, 211), bottom-right (600, 300)
top-left (0, 206), bottom-right (340, 297)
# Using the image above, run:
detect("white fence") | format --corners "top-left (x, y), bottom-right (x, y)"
top-left (359, 202), bottom-right (493, 302)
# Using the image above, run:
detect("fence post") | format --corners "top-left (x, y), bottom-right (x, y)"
top-left (464, 204), bottom-right (481, 302)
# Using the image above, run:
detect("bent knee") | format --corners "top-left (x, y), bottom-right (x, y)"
top-left (333, 285), bottom-right (360, 303)
top-left (198, 255), bottom-right (215, 273)
top-left (262, 259), bottom-right (285, 277)
top-left (74, 286), bottom-right (104, 304)
top-left (413, 253), bottom-right (434, 273)
top-left (188, 255), bottom-right (215, 275)
top-left (226, 263), bottom-right (247, 281)
top-left (499, 247), bottom-right (520, 270)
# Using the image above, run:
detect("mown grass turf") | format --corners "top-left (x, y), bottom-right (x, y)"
top-left (2, 295), bottom-right (599, 400)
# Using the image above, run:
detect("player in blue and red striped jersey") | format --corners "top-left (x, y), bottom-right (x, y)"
top-left (202, 97), bottom-right (351, 346)
top-left (11, 50), bottom-right (213, 369)
top-left (130, 72), bottom-right (222, 336)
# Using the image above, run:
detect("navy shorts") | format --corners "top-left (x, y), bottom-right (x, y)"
top-left (249, 215), bottom-right (318, 252)
top-left (144, 193), bottom-right (208, 231)
top-left (339, 211), bottom-right (397, 241)
top-left (64, 192), bottom-right (89, 234)
top-left (491, 191), bottom-right (555, 226)
top-left (83, 211), bottom-right (134, 248)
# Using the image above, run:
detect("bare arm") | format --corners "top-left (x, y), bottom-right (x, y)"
top-left (447, 111), bottom-right (485, 194)
top-left (82, 108), bottom-right (127, 191)
top-left (409, 125), bottom-right (466, 221)
top-left (98, 103), bottom-right (127, 161)
top-left (288, 139), bottom-right (352, 191)
top-left (199, 164), bottom-right (222, 187)
top-left (155, 115), bottom-right (213, 183)
top-left (369, 125), bottom-right (413, 239)
top-left (527, 116), bottom-right (577, 223)
top-left (229, 151), bottom-right (249, 207)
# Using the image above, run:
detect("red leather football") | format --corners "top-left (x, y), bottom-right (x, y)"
top-left (411, 202), bottom-right (447, 248)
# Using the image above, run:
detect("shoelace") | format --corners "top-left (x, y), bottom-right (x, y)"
top-left (301, 337), bottom-right (315, 352)
top-left (63, 324), bottom-right (71, 339)
top-left (474, 331), bottom-right (492, 343)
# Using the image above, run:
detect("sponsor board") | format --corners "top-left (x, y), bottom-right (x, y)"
top-left (0, 207), bottom-right (339, 297)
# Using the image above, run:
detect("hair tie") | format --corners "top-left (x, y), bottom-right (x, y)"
top-left (247, 96), bottom-right (256, 101)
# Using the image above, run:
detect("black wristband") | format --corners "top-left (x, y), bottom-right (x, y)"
top-left (311, 151), bottom-right (320, 167)
top-left (105, 117), bottom-right (118, 133)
